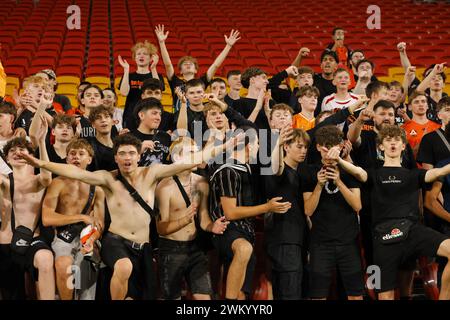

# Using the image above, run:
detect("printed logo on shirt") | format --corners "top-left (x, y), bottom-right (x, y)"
top-left (15, 239), bottom-right (29, 247)
top-left (382, 228), bottom-right (404, 241)
top-left (409, 129), bottom-right (417, 136)
top-left (130, 80), bottom-right (144, 89)
top-left (382, 175), bottom-right (402, 184)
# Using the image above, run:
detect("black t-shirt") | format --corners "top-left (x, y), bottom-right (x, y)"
top-left (416, 129), bottom-right (450, 167)
top-left (88, 137), bottom-right (117, 171)
top-left (160, 111), bottom-right (175, 132)
top-left (264, 163), bottom-right (307, 245)
top-left (79, 117), bottom-right (118, 140)
top-left (313, 73), bottom-right (336, 113)
top-left (367, 167), bottom-right (428, 225)
top-left (209, 161), bottom-right (256, 237)
top-left (300, 164), bottom-right (360, 245)
top-left (224, 95), bottom-right (239, 109)
top-left (14, 109), bottom-right (56, 135)
top-left (120, 72), bottom-right (165, 130)
top-left (173, 107), bottom-right (206, 138)
top-left (232, 97), bottom-right (275, 130)
top-left (352, 130), bottom-right (416, 171)
top-left (79, 117), bottom-right (95, 139)
top-left (34, 144), bottom-right (67, 177)
top-left (131, 129), bottom-right (171, 166)
top-left (169, 74), bottom-right (209, 110)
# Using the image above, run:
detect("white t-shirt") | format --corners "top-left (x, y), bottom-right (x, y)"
top-left (321, 93), bottom-right (359, 129)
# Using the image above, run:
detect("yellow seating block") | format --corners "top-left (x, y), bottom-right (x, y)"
top-left (85, 77), bottom-right (110, 89)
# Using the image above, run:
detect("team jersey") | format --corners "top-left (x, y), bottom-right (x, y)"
top-left (402, 120), bottom-right (441, 158)
top-left (292, 113), bottom-right (315, 131)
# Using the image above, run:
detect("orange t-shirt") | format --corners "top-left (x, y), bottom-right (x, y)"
top-left (292, 113), bottom-right (315, 131)
top-left (402, 120), bottom-right (441, 157)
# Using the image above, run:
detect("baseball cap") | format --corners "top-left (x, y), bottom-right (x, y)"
top-left (320, 49), bottom-right (339, 64)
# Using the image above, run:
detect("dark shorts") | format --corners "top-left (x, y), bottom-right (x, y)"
top-left (101, 232), bottom-right (156, 300)
top-left (10, 236), bottom-right (53, 282)
top-left (267, 243), bottom-right (304, 300)
top-left (158, 237), bottom-right (212, 299)
top-left (373, 222), bottom-right (449, 292)
top-left (309, 241), bottom-right (365, 298)
top-left (212, 226), bottom-right (256, 296)
top-left (0, 244), bottom-right (25, 299)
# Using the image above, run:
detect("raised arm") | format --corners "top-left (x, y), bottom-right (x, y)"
top-left (397, 42), bottom-right (411, 71)
top-left (150, 54), bottom-right (160, 80)
top-left (425, 162), bottom-right (450, 183)
top-left (326, 146), bottom-right (368, 182)
top-left (42, 179), bottom-right (92, 227)
top-left (347, 108), bottom-right (373, 147)
top-left (118, 55), bottom-right (130, 96)
top-left (292, 47), bottom-right (310, 68)
top-left (417, 62), bottom-right (446, 92)
top-left (19, 152), bottom-right (113, 188)
top-left (271, 126), bottom-right (294, 176)
top-left (206, 30), bottom-right (240, 82)
top-left (155, 24), bottom-right (175, 80)
top-left (174, 87), bottom-right (189, 136)
top-left (247, 89), bottom-right (265, 123)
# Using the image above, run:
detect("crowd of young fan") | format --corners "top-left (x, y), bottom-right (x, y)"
top-left (0, 25), bottom-right (449, 300)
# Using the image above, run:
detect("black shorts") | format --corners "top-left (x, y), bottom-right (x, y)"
top-left (10, 236), bottom-right (53, 282)
top-left (373, 222), bottom-right (449, 292)
top-left (266, 243), bottom-right (304, 300)
top-left (309, 241), bottom-right (365, 298)
top-left (212, 226), bottom-right (256, 296)
top-left (0, 244), bottom-right (26, 299)
top-left (158, 238), bottom-right (212, 299)
top-left (101, 232), bottom-right (156, 300)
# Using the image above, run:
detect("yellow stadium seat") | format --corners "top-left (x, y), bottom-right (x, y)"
top-left (6, 76), bottom-right (20, 88)
top-left (85, 77), bottom-right (110, 89)
top-left (57, 76), bottom-right (80, 86)
top-left (56, 84), bottom-right (78, 96)
top-left (388, 67), bottom-right (404, 78)
top-left (377, 76), bottom-right (392, 83)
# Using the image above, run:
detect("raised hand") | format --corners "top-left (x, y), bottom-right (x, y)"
top-left (405, 66), bottom-right (416, 82)
top-left (279, 125), bottom-right (294, 145)
top-left (285, 65), bottom-right (299, 78)
top-left (224, 29), bottom-right (241, 47)
top-left (358, 109), bottom-right (374, 122)
top-left (211, 216), bottom-right (229, 235)
top-left (323, 145), bottom-right (341, 162)
top-left (433, 62), bottom-right (447, 74)
top-left (267, 197), bottom-right (292, 214)
top-left (150, 54), bottom-right (159, 69)
top-left (397, 42), bottom-right (406, 53)
top-left (155, 24), bottom-right (169, 42)
top-left (174, 86), bottom-right (187, 104)
top-left (299, 47), bottom-right (310, 57)
top-left (118, 55), bottom-right (130, 71)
